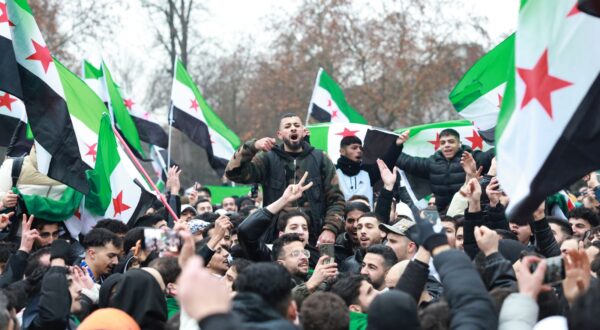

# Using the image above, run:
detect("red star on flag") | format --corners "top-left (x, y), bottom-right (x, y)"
top-left (331, 110), bottom-right (339, 118)
top-left (327, 99), bottom-right (332, 107)
top-left (85, 143), bottom-right (97, 162)
top-left (497, 94), bottom-right (503, 108)
top-left (335, 128), bottom-right (359, 137)
top-left (466, 130), bottom-right (484, 150)
top-left (517, 49), bottom-right (573, 119)
top-left (124, 98), bottom-right (134, 110)
top-left (567, 3), bottom-right (580, 17)
top-left (0, 2), bottom-right (8, 24)
top-left (0, 93), bottom-right (17, 111)
top-left (112, 191), bottom-right (131, 217)
top-left (428, 132), bottom-right (441, 150)
top-left (74, 208), bottom-right (81, 220)
top-left (190, 99), bottom-right (199, 112)
top-left (26, 40), bottom-right (53, 73)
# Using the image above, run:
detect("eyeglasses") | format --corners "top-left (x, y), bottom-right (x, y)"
top-left (39, 231), bottom-right (60, 239)
top-left (288, 249), bottom-right (310, 258)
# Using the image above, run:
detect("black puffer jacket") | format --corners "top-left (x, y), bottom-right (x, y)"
top-left (396, 146), bottom-right (494, 211)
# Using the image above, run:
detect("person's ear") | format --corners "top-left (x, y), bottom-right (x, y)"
top-left (87, 248), bottom-right (95, 260)
top-left (349, 304), bottom-right (362, 313)
top-left (340, 147), bottom-right (346, 156)
top-left (278, 231), bottom-right (285, 238)
top-left (380, 230), bottom-right (386, 239)
top-left (277, 129), bottom-right (283, 140)
top-left (276, 260), bottom-right (284, 266)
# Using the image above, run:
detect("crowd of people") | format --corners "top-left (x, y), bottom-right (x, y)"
top-left (0, 113), bottom-right (597, 329)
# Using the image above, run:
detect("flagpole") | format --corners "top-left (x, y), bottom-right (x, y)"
top-left (305, 68), bottom-right (323, 125)
top-left (112, 126), bottom-right (179, 221)
top-left (167, 102), bottom-right (174, 174)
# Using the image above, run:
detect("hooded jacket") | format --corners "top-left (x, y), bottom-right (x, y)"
top-left (396, 145), bottom-right (494, 211)
top-left (108, 269), bottom-right (167, 330)
top-left (225, 140), bottom-right (345, 245)
top-left (231, 292), bottom-right (297, 330)
top-left (367, 291), bottom-right (420, 330)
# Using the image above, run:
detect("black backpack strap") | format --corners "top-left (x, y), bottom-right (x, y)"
top-left (10, 156), bottom-right (24, 188)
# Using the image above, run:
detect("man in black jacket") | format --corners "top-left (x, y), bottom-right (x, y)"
top-left (396, 128), bottom-right (494, 212)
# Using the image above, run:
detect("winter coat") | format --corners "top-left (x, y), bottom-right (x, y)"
top-left (396, 146), bottom-right (494, 211)
top-left (231, 292), bottom-right (298, 330)
top-left (225, 140), bottom-right (344, 245)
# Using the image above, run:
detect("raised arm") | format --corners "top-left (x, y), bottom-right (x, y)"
top-left (225, 138), bottom-right (275, 184)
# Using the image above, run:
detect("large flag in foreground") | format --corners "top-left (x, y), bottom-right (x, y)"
top-left (170, 59), bottom-right (240, 176)
top-left (497, 0), bottom-right (600, 218)
top-left (65, 115), bottom-right (154, 237)
top-left (0, 0), bottom-right (21, 97)
top-left (449, 34), bottom-right (514, 143)
top-left (307, 68), bottom-right (367, 124)
top-left (5, 0), bottom-right (96, 193)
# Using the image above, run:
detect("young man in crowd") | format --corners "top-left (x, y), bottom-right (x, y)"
top-left (221, 197), bottom-right (238, 213)
top-left (360, 244), bottom-right (398, 291)
top-left (568, 206), bottom-right (599, 239)
top-left (340, 213), bottom-right (386, 273)
top-left (225, 113), bottom-right (345, 246)
top-left (330, 273), bottom-right (380, 329)
top-left (396, 128), bottom-right (494, 212)
top-left (196, 198), bottom-right (213, 215)
top-left (31, 218), bottom-right (60, 249)
top-left (379, 219), bottom-right (417, 262)
top-left (80, 228), bottom-right (122, 284)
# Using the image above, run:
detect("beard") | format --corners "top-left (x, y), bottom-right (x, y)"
top-left (283, 136), bottom-right (302, 151)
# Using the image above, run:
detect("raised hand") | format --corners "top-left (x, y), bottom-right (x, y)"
top-left (281, 172), bottom-right (314, 203)
top-left (377, 158), bottom-right (398, 190)
top-left (396, 130), bottom-right (410, 145)
top-left (485, 177), bottom-right (502, 207)
top-left (72, 266), bottom-right (94, 290)
top-left (306, 256), bottom-right (338, 292)
top-left (563, 249), bottom-right (591, 305)
top-left (19, 214), bottom-right (39, 253)
top-left (474, 225), bottom-right (500, 256)
top-left (254, 137), bottom-right (277, 152)
top-left (166, 166), bottom-right (182, 195)
top-left (1, 192), bottom-right (18, 209)
top-left (460, 151), bottom-right (477, 177)
top-left (517, 256), bottom-right (551, 300)
top-left (0, 212), bottom-right (14, 230)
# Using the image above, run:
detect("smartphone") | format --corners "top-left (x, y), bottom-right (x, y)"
top-left (529, 256), bottom-right (565, 284)
top-left (420, 209), bottom-right (440, 226)
top-left (319, 243), bottom-right (334, 264)
top-left (143, 228), bottom-right (182, 253)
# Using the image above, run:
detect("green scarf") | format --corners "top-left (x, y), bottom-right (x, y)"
top-left (349, 311), bottom-right (368, 330)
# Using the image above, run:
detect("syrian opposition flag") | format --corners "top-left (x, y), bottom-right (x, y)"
top-left (122, 94), bottom-right (168, 148)
top-left (0, 91), bottom-right (26, 146)
top-left (102, 61), bottom-right (146, 158)
top-left (307, 68), bottom-right (367, 124)
top-left (449, 34), bottom-right (514, 143)
top-left (3, 0), bottom-right (102, 193)
top-left (0, 0), bottom-right (21, 98)
top-left (170, 59), bottom-right (241, 176)
top-left (82, 60), bottom-right (108, 103)
top-left (496, 0), bottom-right (600, 218)
top-left (65, 114), bottom-right (154, 237)
top-left (308, 123), bottom-right (372, 163)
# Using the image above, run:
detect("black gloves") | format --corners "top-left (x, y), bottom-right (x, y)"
top-left (406, 213), bottom-right (448, 253)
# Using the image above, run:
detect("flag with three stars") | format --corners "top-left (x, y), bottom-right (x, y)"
top-left (170, 59), bottom-right (240, 176)
top-left (307, 68), bottom-right (368, 124)
top-left (449, 34), bottom-right (514, 143)
top-left (65, 114), bottom-right (154, 237)
top-left (3, 0), bottom-right (103, 193)
top-left (496, 0), bottom-right (600, 218)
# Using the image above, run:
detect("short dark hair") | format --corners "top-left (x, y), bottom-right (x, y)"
top-left (344, 201), bottom-right (370, 217)
top-left (280, 112), bottom-right (300, 121)
top-left (568, 207), bottom-right (599, 227)
top-left (358, 212), bottom-right (383, 223)
top-left (197, 187), bottom-right (212, 197)
top-left (340, 136), bottom-right (362, 148)
top-left (418, 300), bottom-right (451, 330)
top-left (234, 262), bottom-right (294, 316)
top-left (123, 227), bottom-right (145, 253)
top-left (277, 210), bottom-right (310, 232)
top-left (24, 247), bottom-right (50, 278)
top-left (0, 242), bottom-right (16, 265)
top-left (439, 128), bottom-right (460, 140)
top-left (330, 273), bottom-right (364, 307)
top-left (132, 214), bottom-right (165, 229)
top-left (82, 228), bottom-right (122, 250)
top-left (31, 218), bottom-right (58, 231)
top-left (440, 216), bottom-right (458, 231)
top-left (95, 219), bottom-right (129, 235)
top-left (301, 292), bottom-right (349, 330)
top-left (149, 257), bottom-right (181, 285)
top-left (230, 258), bottom-right (253, 291)
top-left (365, 244), bottom-right (398, 270)
top-left (547, 216), bottom-right (574, 236)
top-left (272, 233), bottom-right (303, 260)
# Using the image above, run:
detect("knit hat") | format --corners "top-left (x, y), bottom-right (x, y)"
top-left (78, 308), bottom-right (140, 330)
top-left (188, 219), bottom-right (210, 235)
